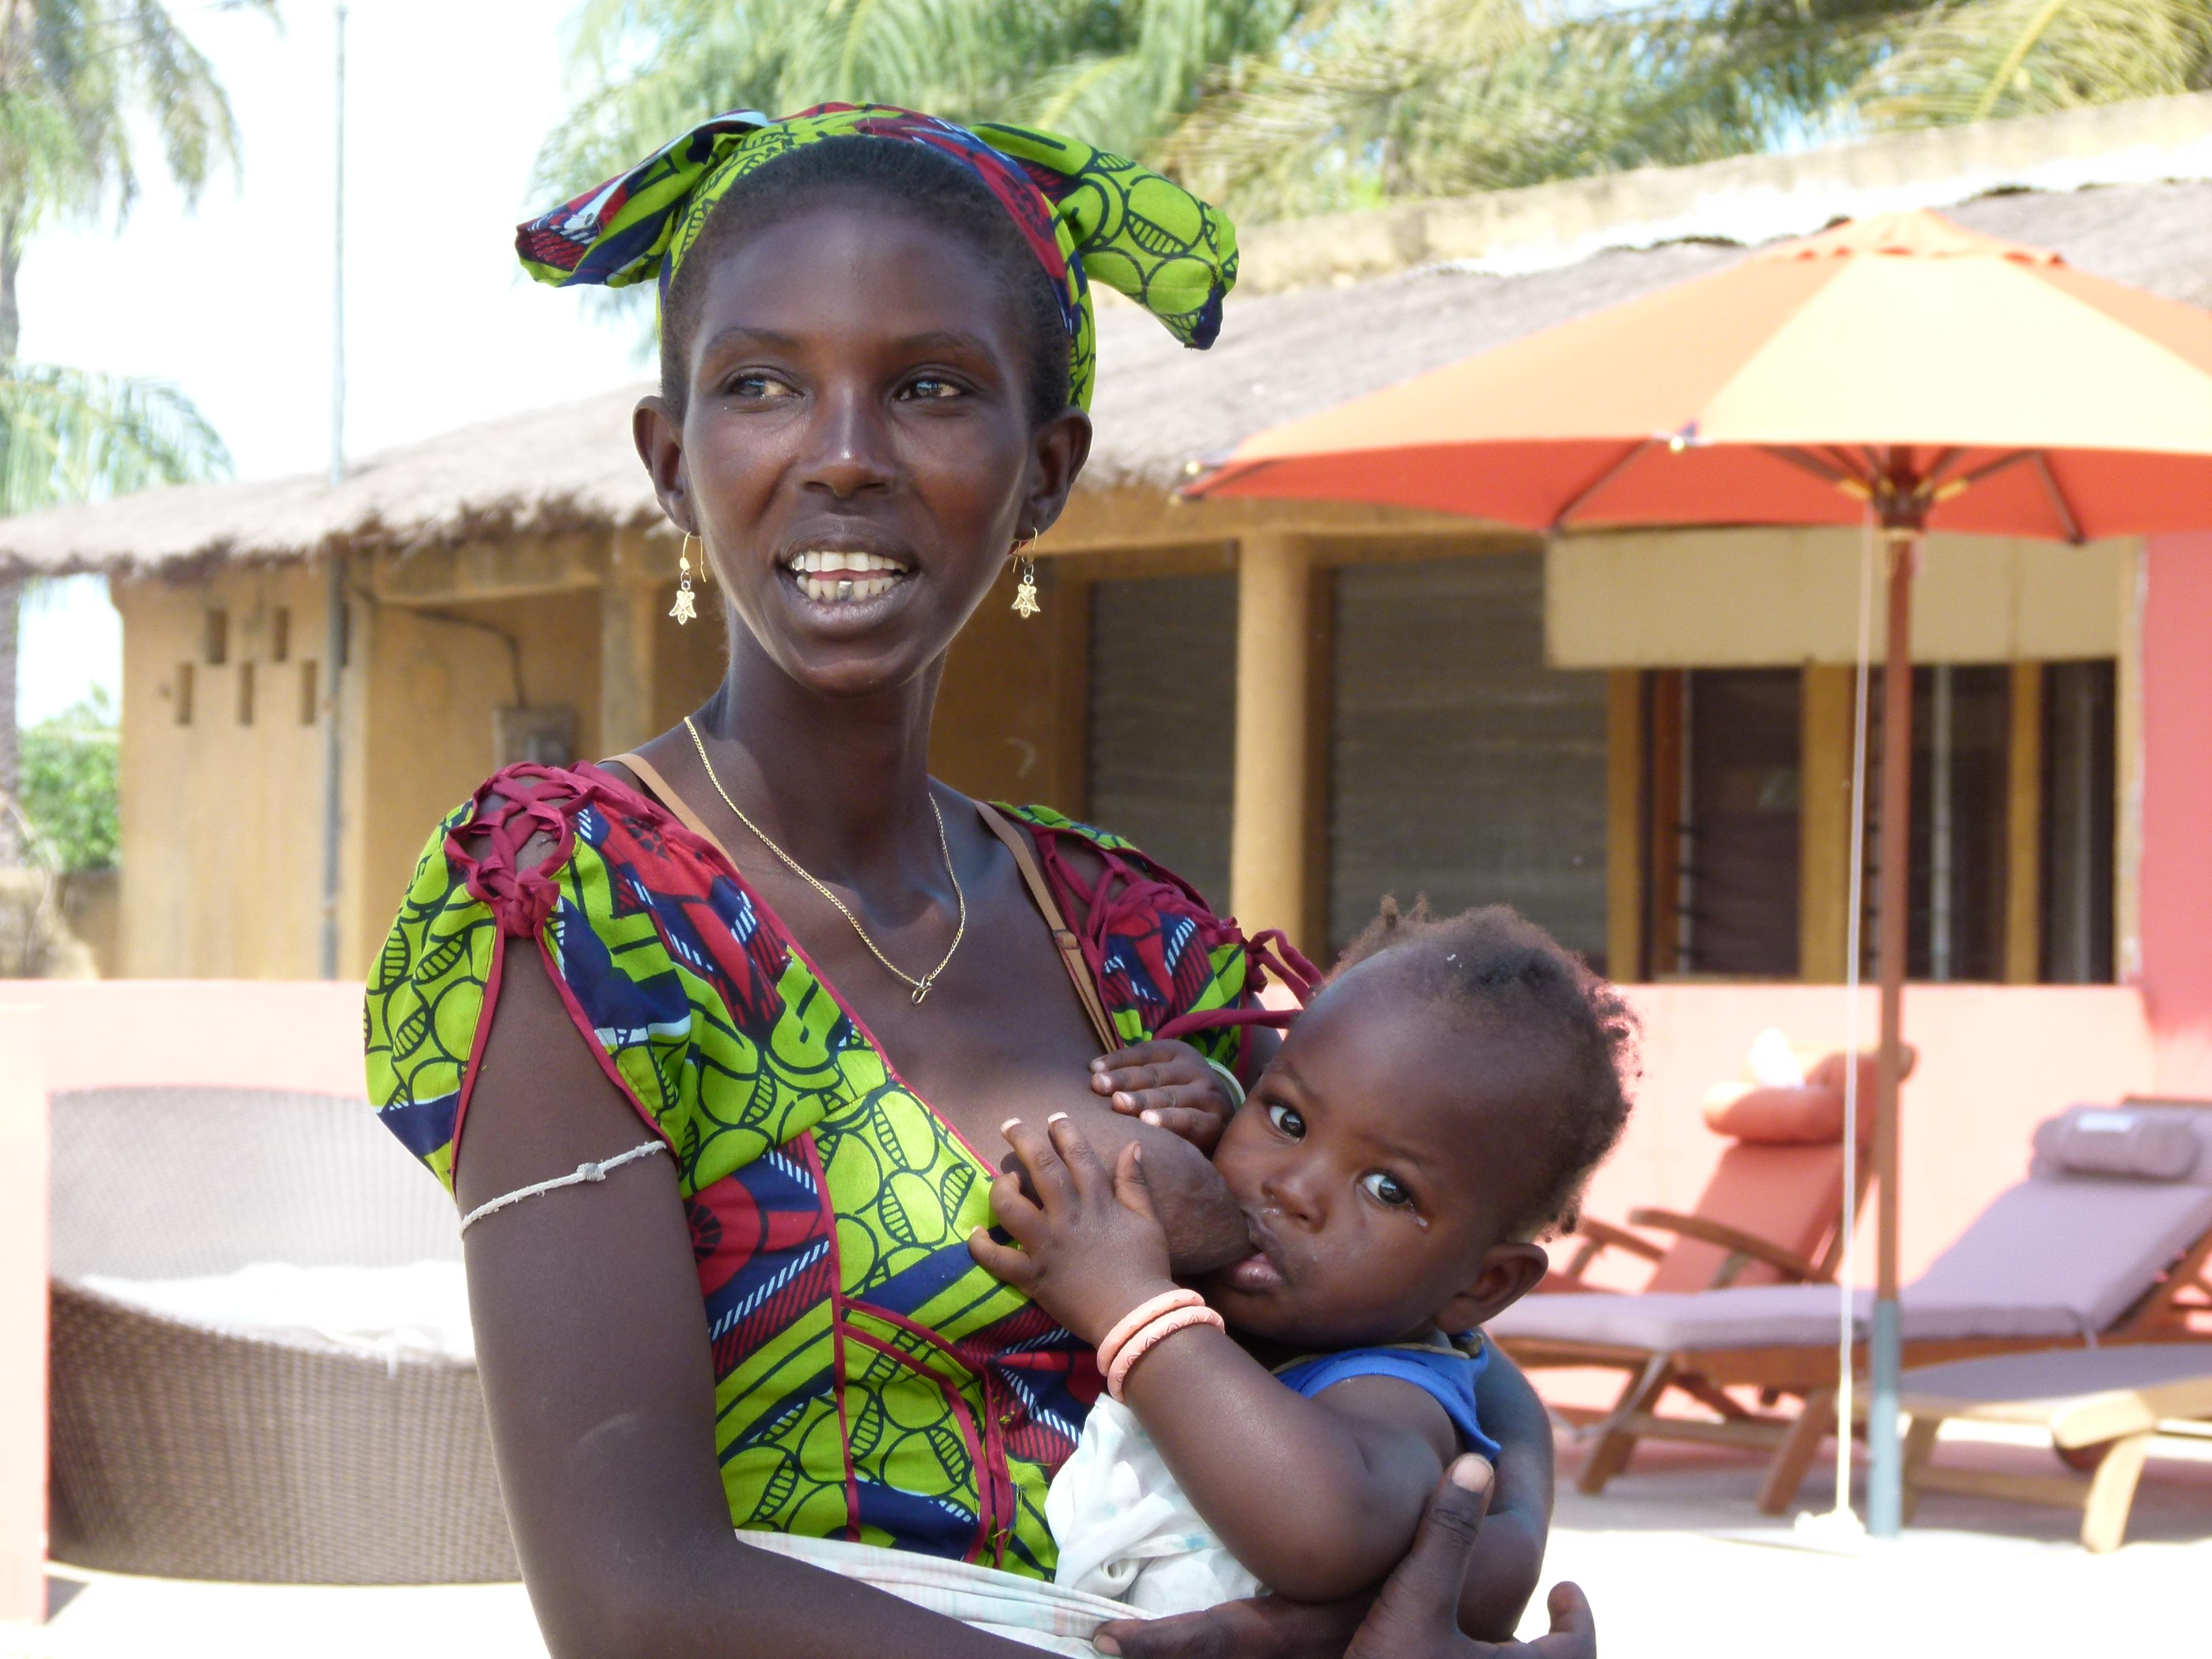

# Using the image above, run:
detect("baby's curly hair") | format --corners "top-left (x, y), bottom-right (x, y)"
top-left (1334, 898), bottom-right (1638, 1241)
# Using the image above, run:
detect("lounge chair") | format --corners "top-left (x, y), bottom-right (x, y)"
top-left (1897, 1344), bottom-right (2212, 1551)
top-left (1546, 1048), bottom-right (1894, 1297)
top-left (1490, 1103), bottom-right (2212, 1512)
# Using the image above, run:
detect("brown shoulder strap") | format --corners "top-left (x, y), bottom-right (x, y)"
top-left (976, 802), bottom-right (1118, 1056)
top-left (600, 762), bottom-right (1116, 1057)
top-left (601, 751), bottom-right (743, 870)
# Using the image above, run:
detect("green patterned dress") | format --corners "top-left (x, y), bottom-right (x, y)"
top-left (365, 762), bottom-right (1273, 1578)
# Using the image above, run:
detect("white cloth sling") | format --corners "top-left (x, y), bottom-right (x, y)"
top-left (737, 1529), bottom-right (1147, 1657)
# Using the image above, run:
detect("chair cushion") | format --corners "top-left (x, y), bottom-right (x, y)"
top-left (2034, 1105), bottom-right (2200, 1182)
top-left (1703, 1084), bottom-right (1857, 1144)
top-left (1803, 1045), bottom-right (1917, 1104)
top-left (1488, 1177), bottom-right (2212, 1352)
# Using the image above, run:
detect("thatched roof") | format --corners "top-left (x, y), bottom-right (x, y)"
top-left (10, 171), bottom-right (2212, 573)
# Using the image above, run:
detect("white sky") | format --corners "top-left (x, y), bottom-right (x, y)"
top-left (17, 0), bottom-right (645, 725)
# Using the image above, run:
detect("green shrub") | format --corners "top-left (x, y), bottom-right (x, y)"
top-left (20, 689), bottom-right (118, 872)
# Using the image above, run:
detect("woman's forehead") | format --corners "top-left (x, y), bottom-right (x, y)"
top-left (690, 205), bottom-right (1026, 352)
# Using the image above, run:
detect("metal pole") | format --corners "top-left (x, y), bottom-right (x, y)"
top-left (1827, 511), bottom-right (1876, 1521)
top-left (1867, 525), bottom-right (1917, 1537)
top-left (317, 1), bottom-right (348, 980)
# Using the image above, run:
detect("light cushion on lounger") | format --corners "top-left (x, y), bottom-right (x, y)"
top-left (1490, 1105), bottom-right (2212, 1352)
top-left (2034, 1105), bottom-right (2201, 1181)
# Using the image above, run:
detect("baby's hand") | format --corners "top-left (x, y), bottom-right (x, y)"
top-left (1090, 1039), bottom-right (1242, 1153)
top-left (969, 1114), bottom-right (1177, 1347)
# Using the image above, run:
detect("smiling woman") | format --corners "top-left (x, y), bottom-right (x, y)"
top-left (360, 103), bottom-right (1575, 1659)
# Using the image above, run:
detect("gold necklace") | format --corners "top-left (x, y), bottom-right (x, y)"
top-left (683, 716), bottom-right (967, 1003)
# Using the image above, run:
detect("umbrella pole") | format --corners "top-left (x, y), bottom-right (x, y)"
top-left (1867, 527), bottom-right (1917, 1537)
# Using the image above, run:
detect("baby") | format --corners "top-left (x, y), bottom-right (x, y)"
top-left (970, 901), bottom-right (1635, 1615)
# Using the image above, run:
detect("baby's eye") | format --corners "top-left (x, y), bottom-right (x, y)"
top-left (1265, 1102), bottom-right (1306, 1139)
top-left (1360, 1171), bottom-right (1415, 1208)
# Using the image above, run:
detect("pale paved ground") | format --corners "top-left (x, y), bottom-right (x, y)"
top-left (5, 1426), bottom-right (2206, 1659)
top-left (1518, 1422), bottom-right (2212, 1655)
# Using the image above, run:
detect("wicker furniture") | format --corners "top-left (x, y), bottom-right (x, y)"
top-left (48, 1086), bottom-right (518, 1584)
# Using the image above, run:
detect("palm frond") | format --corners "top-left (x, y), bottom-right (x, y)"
top-left (0, 0), bottom-right (277, 230)
top-left (1860, 0), bottom-right (2212, 126)
top-left (0, 362), bottom-right (230, 517)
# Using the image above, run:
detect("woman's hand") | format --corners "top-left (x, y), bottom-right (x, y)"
top-left (1092, 1459), bottom-right (1596, 1659)
top-left (1344, 1459), bottom-right (1594, 1659)
top-left (969, 1113), bottom-right (1179, 1345)
top-left (1091, 1040), bottom-right (1243, 1153)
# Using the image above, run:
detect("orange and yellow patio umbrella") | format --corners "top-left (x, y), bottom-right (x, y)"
top-left (1187, 208), bottom-right (2212, 1534)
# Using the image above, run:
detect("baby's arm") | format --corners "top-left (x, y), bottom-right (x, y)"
top-left (1119, 1323), bottom-right (1462, 1601)
top-left (970, 1115), bottom-right (1463, 1603)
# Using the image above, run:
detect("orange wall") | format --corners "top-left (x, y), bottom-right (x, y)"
top-left (1569, 983), bottom-right (2157, 1289)
top-left (2140, 533), bottom-right (2212, 1097)
top-left (3, 976), bottom-right (2155, 1290)
top-left (0, 1006), bottom-right (48, 1621)
top-left (1, 979), bottom-right (367, 1096)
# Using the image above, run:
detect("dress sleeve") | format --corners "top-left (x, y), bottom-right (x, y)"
top-left (365, 764), bottom-right (826, 1199)
top-left (364, 804), bottom-right (504, 1195)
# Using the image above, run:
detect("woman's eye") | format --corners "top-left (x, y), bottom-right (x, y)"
top-left (901, 375), bottom-right (964, 401)
top-left (730, 372), bottom-right (798, 400)
top-left (1360, 1171), bottom-right (1415, 1208)
top-left (1265, 1102), bottom-right (1306, 1139)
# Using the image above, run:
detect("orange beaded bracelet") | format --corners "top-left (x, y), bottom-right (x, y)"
top-left (1107, 1304), bottom-right (1226, 1402)
top-left (1096, 1288), bottom-right (1204, 1380)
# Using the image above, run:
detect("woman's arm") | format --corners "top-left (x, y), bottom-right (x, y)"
top-left (1454, 1351), bottom-right (1551, 1641)
top-left (973, 1117), bottom-right (1458, 1602)
top-left (460, 946), bottom-right (1036, 1659)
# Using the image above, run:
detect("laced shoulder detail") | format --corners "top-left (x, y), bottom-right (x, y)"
top-left (995, 804), bottom-right (1316, 1060)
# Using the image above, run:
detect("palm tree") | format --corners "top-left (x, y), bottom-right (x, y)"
top-left (1863, 0), bottom-right (2212, 125)
top-left (1172, 0), bottom-right (2212, 219)
top-left (0, 1), bottom-right (262, 861)
top-left (536, 0), bottom-right (1310, 213)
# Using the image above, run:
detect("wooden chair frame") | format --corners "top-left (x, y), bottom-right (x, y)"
top-left (1556, 1156), bottom-right (1873, 1293)
top-left (1506, 1221), bottom-right (2212, 1513)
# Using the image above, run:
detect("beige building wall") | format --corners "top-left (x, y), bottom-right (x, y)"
top-left (117, 535), bottom-right (734, 981)
top-left (356, 586), bottom-right (604, 966)
top-left (1546, 527), bottom-right (2132, 667)
top-left (115, 564), bottom-right (336, 978)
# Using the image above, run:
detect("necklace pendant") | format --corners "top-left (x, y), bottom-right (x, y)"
top-left (911, 978), bottom-right (932, 1005)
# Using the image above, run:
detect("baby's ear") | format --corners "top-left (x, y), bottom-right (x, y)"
top-left (1438, 1242), bottom-right (1550, 1332)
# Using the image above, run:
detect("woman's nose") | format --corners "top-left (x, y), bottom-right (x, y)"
top-left (798, 382), bottom-right (897, 499)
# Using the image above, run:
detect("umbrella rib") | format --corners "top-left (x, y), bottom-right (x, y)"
top-left (1551, 437), bottom-right (1659, 532)
top-left (2030, 451), bottom-right (2085, 544)
top-left (1767, 445), bottom-right (1870, 496)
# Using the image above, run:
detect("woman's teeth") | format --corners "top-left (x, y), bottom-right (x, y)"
top-left (787, 550), bottom-right (909, 604)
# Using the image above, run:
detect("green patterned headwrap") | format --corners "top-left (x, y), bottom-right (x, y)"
top-left (516, 103), bottom-right (1239, 410)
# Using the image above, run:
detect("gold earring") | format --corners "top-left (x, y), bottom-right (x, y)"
top-left (1011, 534), bottom-right (1040, 619)
top-left (671, 534), bottom-right (698, 625)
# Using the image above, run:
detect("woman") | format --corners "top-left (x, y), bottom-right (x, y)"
top-left (368, 104), bottom-right (1587, 1659)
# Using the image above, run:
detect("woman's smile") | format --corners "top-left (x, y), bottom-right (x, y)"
top-left (778, 547), bottom-right (917, 608)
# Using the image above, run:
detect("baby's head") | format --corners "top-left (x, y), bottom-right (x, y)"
top-left (1202, 901), bottom-right (1636, 1351)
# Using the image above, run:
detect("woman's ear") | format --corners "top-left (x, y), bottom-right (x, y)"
top-left (1022, 406), bottom-right (1093, 540)
top-left (1438, 1241), bottom-right (1551, 1334)
top-left (633, 394), bottom-right (696, 534)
